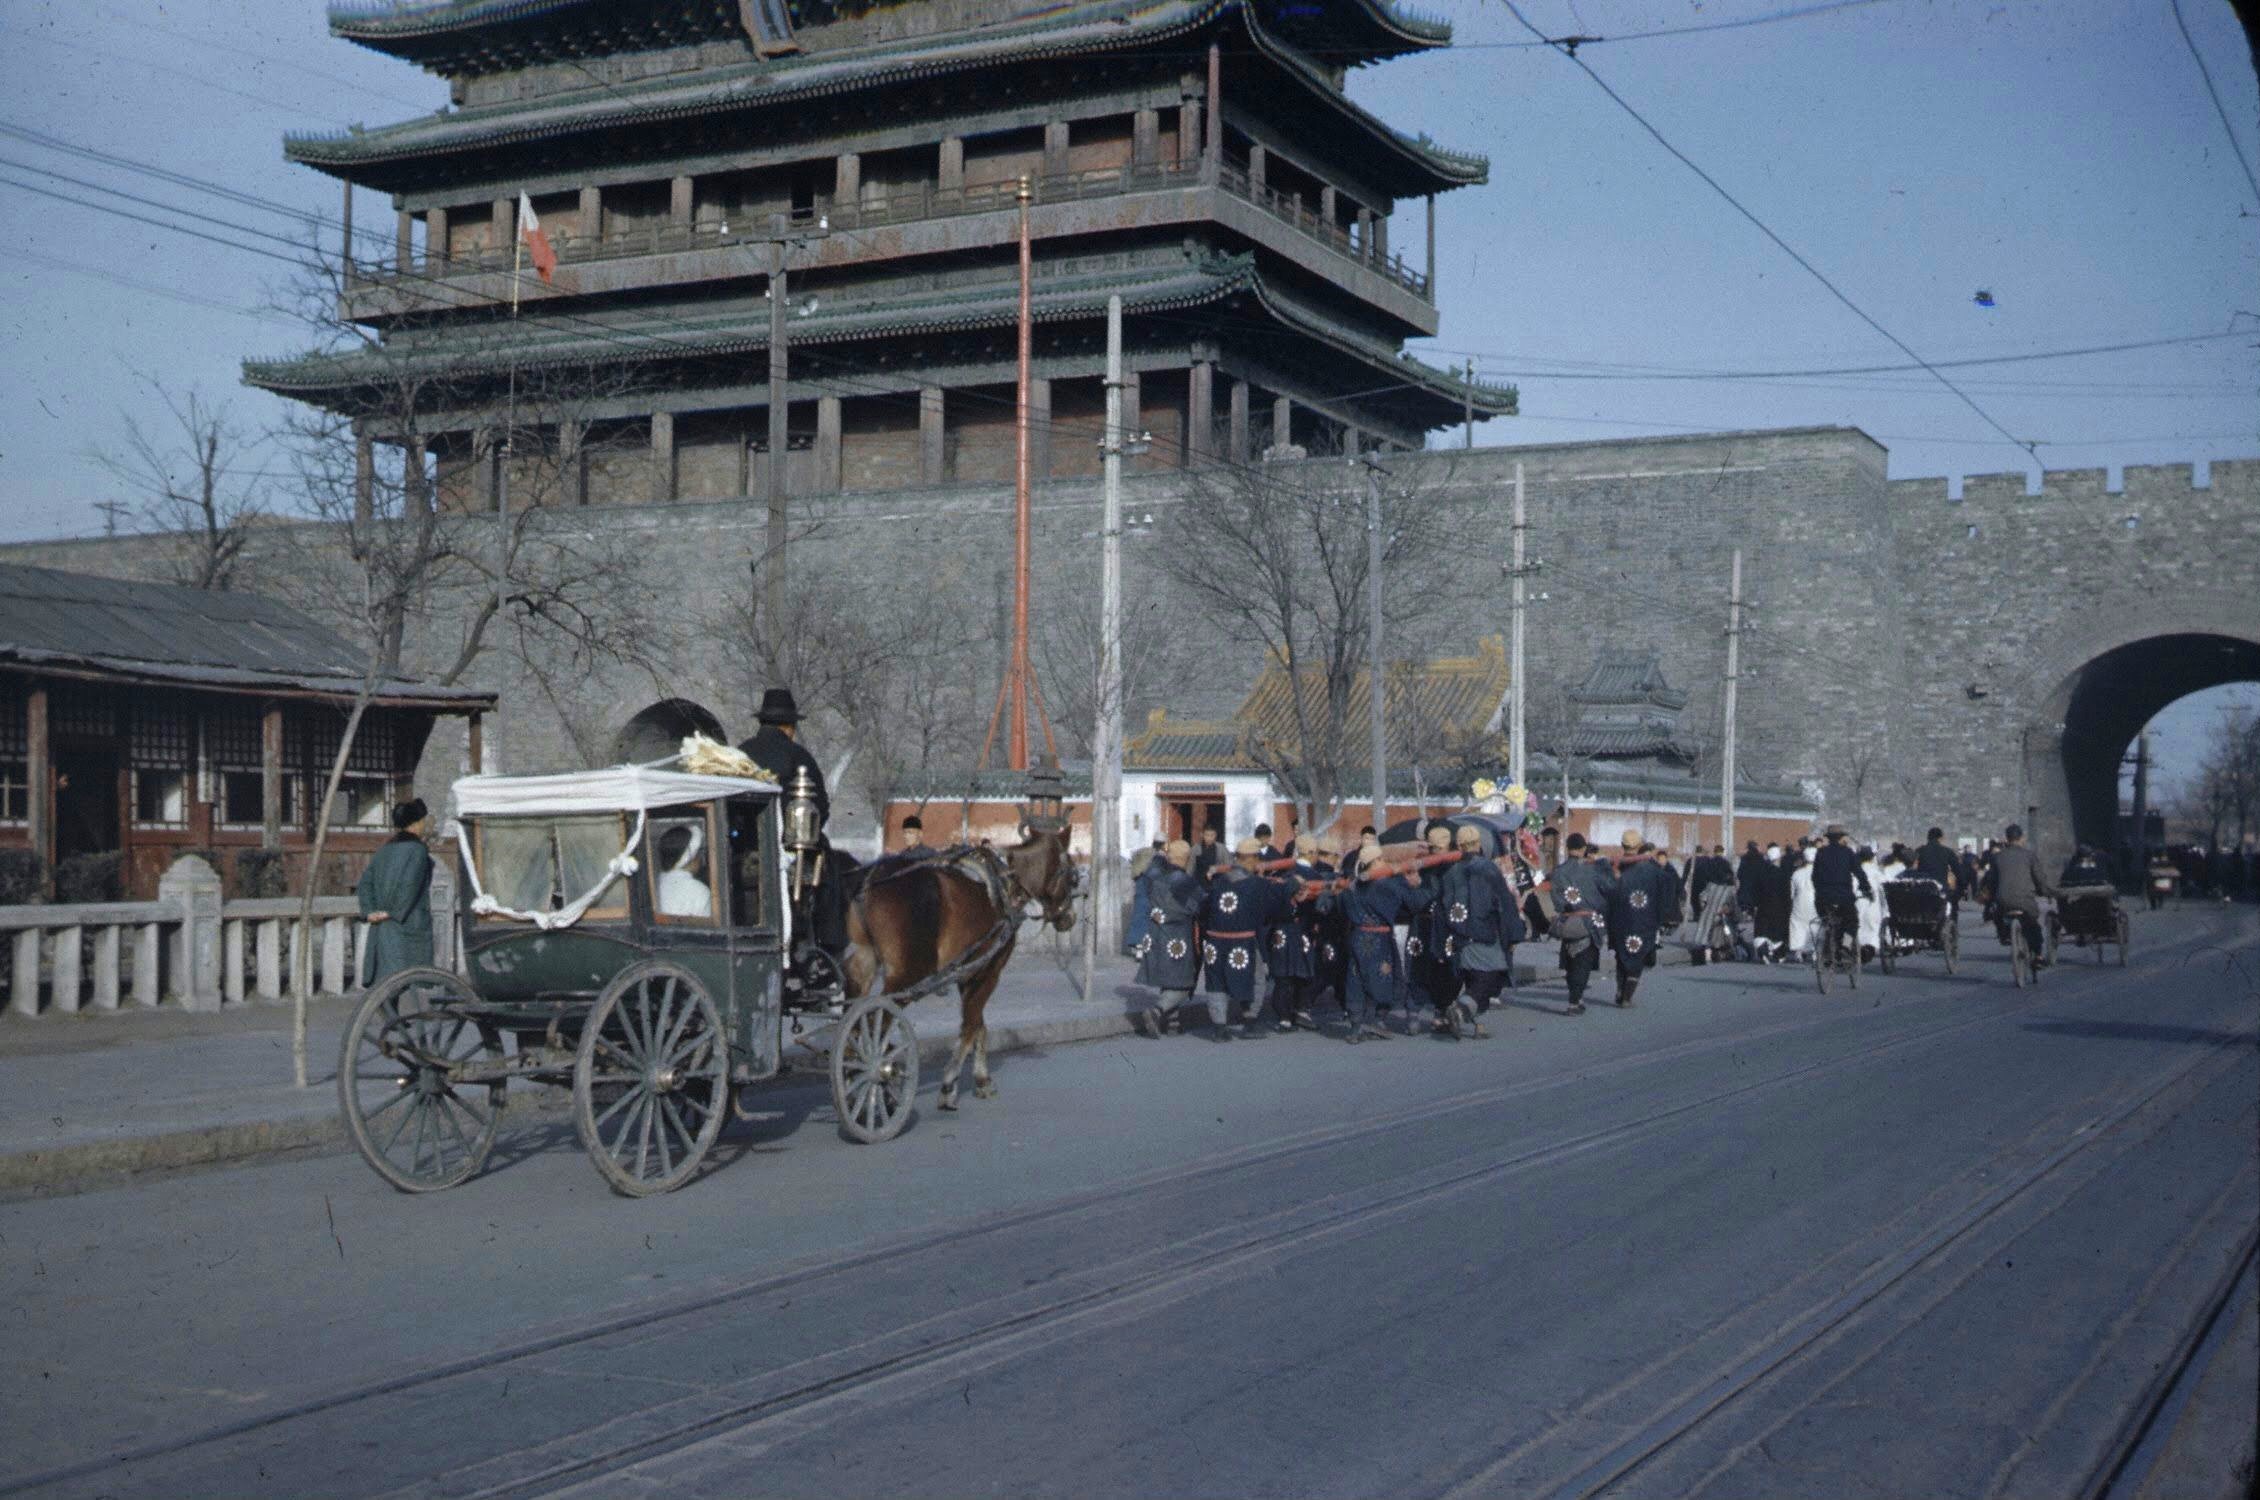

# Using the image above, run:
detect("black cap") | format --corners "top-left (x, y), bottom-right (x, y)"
top-left (756, 687), bottom-right (802, 725)
top-left (392, 797), bottom-right (428, 831)
top-left (902, 815), bottom-right (923, 831)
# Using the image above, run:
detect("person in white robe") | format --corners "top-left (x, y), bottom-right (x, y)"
top-left (1855, 847), bottom-right (1884, 959)
top-left (1788, 847), bottom-right (1817, 957)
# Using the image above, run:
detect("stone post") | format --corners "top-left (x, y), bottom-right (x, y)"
top-left (395, 207), bottom-right (413, 272)
top-left (670, 174), bottom-right (693, 228)
top-left (1272, 393), bottom-right (1292, 454)
top-left (425, 205), bottom-right (448, 268)
top-left (491, 196), bottom-right (511, 255)
top-left (579, 184), bottom-right (602, 244)
top-left (1133, 108), bottom-right (1159, 170)
top-left (1248, 145), bottom-right (1266, 197)
top-left (160, 855), bottom-right (223, 1013)
top-left (1043, 120), bottom-right (1070, 181)
top-left (430, 861), bottom-right (459, 976)
top-left (834, 153), bottom-right (860, 210)
top-left (1229, 378), bottom-right (1250, 462)
top-left (939, 137), bottom-right (965, 194)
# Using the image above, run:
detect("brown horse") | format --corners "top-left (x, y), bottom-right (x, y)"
top-left (842, 823), bottom-right (1077, 1111)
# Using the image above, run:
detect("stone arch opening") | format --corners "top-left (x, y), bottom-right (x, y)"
top-left (2040, 633), bottom-right (2260, 854)
top-left (611, 698), bottom-right (728, 765)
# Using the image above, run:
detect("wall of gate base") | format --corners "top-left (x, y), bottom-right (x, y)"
top-left (4, 432), bottom-right (2251, 867)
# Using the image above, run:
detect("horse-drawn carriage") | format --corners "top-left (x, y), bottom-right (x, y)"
top-left (2047, 884), bottom-right (2129, 966)
top-left (337, 763), bottom-right (921, 1196)
top-left (1878, 877), bottom-right (1959, 975)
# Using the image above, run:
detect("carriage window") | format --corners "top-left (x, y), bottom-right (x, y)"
top-left (478, 821), bottom-right (557, 912)
top-left (648, 808), bottom-right (717, 924)
top-left (728, 800), bottom-right (768, 928)
top-left (471, 814), bottom-right (631, 921)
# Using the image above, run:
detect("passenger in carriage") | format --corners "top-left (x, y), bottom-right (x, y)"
top-left (655, 824), bottom-right (713, 918)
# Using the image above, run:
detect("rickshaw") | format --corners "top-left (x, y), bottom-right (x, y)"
top-left (2047, 884), bottom-right (2129, 966)
top-left (1878, 876), bottom-right (1959, 976)
top-left (337, 763), bottom-right (918, 1196)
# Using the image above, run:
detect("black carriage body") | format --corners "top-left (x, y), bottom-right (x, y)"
top-left (457, 790), bottom-right (790, 1085)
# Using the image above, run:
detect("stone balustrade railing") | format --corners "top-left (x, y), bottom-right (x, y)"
top-left (0, 856), bottom-right (458, 1020)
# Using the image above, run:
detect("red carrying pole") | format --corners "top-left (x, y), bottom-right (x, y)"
top-left (1008, 176), bottom-right (1034, 772)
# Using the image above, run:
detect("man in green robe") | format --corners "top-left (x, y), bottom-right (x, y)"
top-left (359, 798), bottom-right (435, 987)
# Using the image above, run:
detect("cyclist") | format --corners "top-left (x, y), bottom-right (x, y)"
top-left (1810, 824), bottom-right (1872, 970)
top-left (1983, 823), bottom-right (2056, 968)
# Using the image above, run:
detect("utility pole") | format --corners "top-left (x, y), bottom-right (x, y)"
top-left (2130, 730), bottom-right (2151, 874)
top-left (1721, 547), bottom-right (1743, 853)
top-left (765, 230), bottom-right (789, 628)
top-left (1365, 455), bottom-right (1388, 832)
top-left (1506, 462), bottom-right (1528, 790)
top-left (1084, 294), bottom-right (1128, 1000)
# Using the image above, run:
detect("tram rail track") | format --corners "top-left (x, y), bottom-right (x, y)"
top-left (8, 916), bottom-right (2249, 1500)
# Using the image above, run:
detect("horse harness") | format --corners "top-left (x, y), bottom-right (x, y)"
top-left (851, 843), bottom-right (1034, 1004)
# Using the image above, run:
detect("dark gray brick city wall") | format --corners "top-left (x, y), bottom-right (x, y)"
top-left (9, 430), bottom-right (2252, 853)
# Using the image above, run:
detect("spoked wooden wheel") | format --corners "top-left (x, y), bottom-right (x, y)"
top-left (339, 967), bottom-right (504, 1193)
top-left (2115, 909), bottom-right (2130, 966)
top-left (574, 960), bottom-right (729, 1197)
top-left (831, 996), bottom-right (919, 1144)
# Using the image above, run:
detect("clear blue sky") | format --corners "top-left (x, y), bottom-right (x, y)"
top-left (1, 0), bottom-right (2254, 790)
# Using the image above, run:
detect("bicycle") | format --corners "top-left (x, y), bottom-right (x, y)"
top-left (1812, 909), bottom-right (1858, 994)
top-left (2004, 907), bottom-right (2039, 988)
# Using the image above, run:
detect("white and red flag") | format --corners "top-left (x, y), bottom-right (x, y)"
top-left (517, 193), bottom-right (556, 284)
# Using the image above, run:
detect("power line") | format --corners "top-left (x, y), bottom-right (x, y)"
top-left (0, 174), bottom-right (306, 268)
top-left (1497, 0), bottom-right (2041, 461)
top-left (2168, 0), bottom-right (2260, 207)
top-left (1447, 0), bottom-right (1901, 50)
top-left (3, 244), bottom-right (297, 323)
top-left (1424, 328), bottom-right (2259, 382)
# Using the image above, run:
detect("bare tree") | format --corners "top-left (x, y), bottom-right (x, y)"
top-left (1159, 451), bottom-right (1465, 835)
top-left (266, 251), bottom-right (674, 1085)
top-left (89, 378), bottom-right (267, 589)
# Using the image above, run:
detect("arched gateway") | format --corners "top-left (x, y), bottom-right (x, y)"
top-left (2000, 589), bottom-right (2260, 852)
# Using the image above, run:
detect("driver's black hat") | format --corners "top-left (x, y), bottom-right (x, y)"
top-left (756, 687), bottom-right (802, 725)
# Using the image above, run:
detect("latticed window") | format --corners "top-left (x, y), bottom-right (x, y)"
top-left (130, 697), bottom-right (195, 829)
top-left (309, 708), bottom-right (402, 830)
top-left (0, 694), bottom-right (27, 823)
top-left (50, 688), bottom-right (113, 739)
top-left (206, 702), bottom-right (296, 829)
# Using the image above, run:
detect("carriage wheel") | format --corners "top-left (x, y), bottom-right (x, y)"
top-left (1878, 923), bottom-right (1897, 976)
top-left (2115, 909), bottom-right (2131, 966)
top-left (831, 996), bottom-right (919, 1144)
top-left (1943, 920), bottom-right (1959, 976)
top-left (338, 967), bottom-right (504, 1194)
top-left (574, 960), bottom-right (729, 1197)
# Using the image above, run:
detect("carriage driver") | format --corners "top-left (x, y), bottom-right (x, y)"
top-left (738, 688), bottom-right (847, 955)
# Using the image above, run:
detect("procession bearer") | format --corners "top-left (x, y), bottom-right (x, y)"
top-left (1606, 831), bottom-right (1673, 1007)
top-left (1338, 844), bottom-right (1435, 1042)
top-left (1135, 840), bottom-right (1206, 1038)
top-left (1440, 824), bottom-right (1523, 1035)
top-left (1550, 832), bottom-right (1616, 1014)
top-left (1204, 837), bottom-right (1290, 1039)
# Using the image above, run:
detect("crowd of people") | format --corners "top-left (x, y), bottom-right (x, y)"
top-left (1116, 808), bottom-right (2206, 1040)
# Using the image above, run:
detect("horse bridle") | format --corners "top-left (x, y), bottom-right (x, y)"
top-left (1008, 824), bottom-right (1079, 929)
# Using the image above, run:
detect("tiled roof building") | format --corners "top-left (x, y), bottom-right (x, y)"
top-left (252, 0), bottom-right (1514, 510)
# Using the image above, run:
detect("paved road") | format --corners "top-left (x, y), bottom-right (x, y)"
top-left (4, 904), bottom-right (2254, 1499)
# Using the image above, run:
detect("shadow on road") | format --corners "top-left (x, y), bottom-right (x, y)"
top-left (2022, 1019), bottom-right (2257, 1047)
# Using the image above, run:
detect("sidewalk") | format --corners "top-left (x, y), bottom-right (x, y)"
top-left (0, 935), bottom-right (1151, 1194)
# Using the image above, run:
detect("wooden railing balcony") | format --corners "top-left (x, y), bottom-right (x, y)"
top-left (348, 155), bottom-right (1433, 306)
